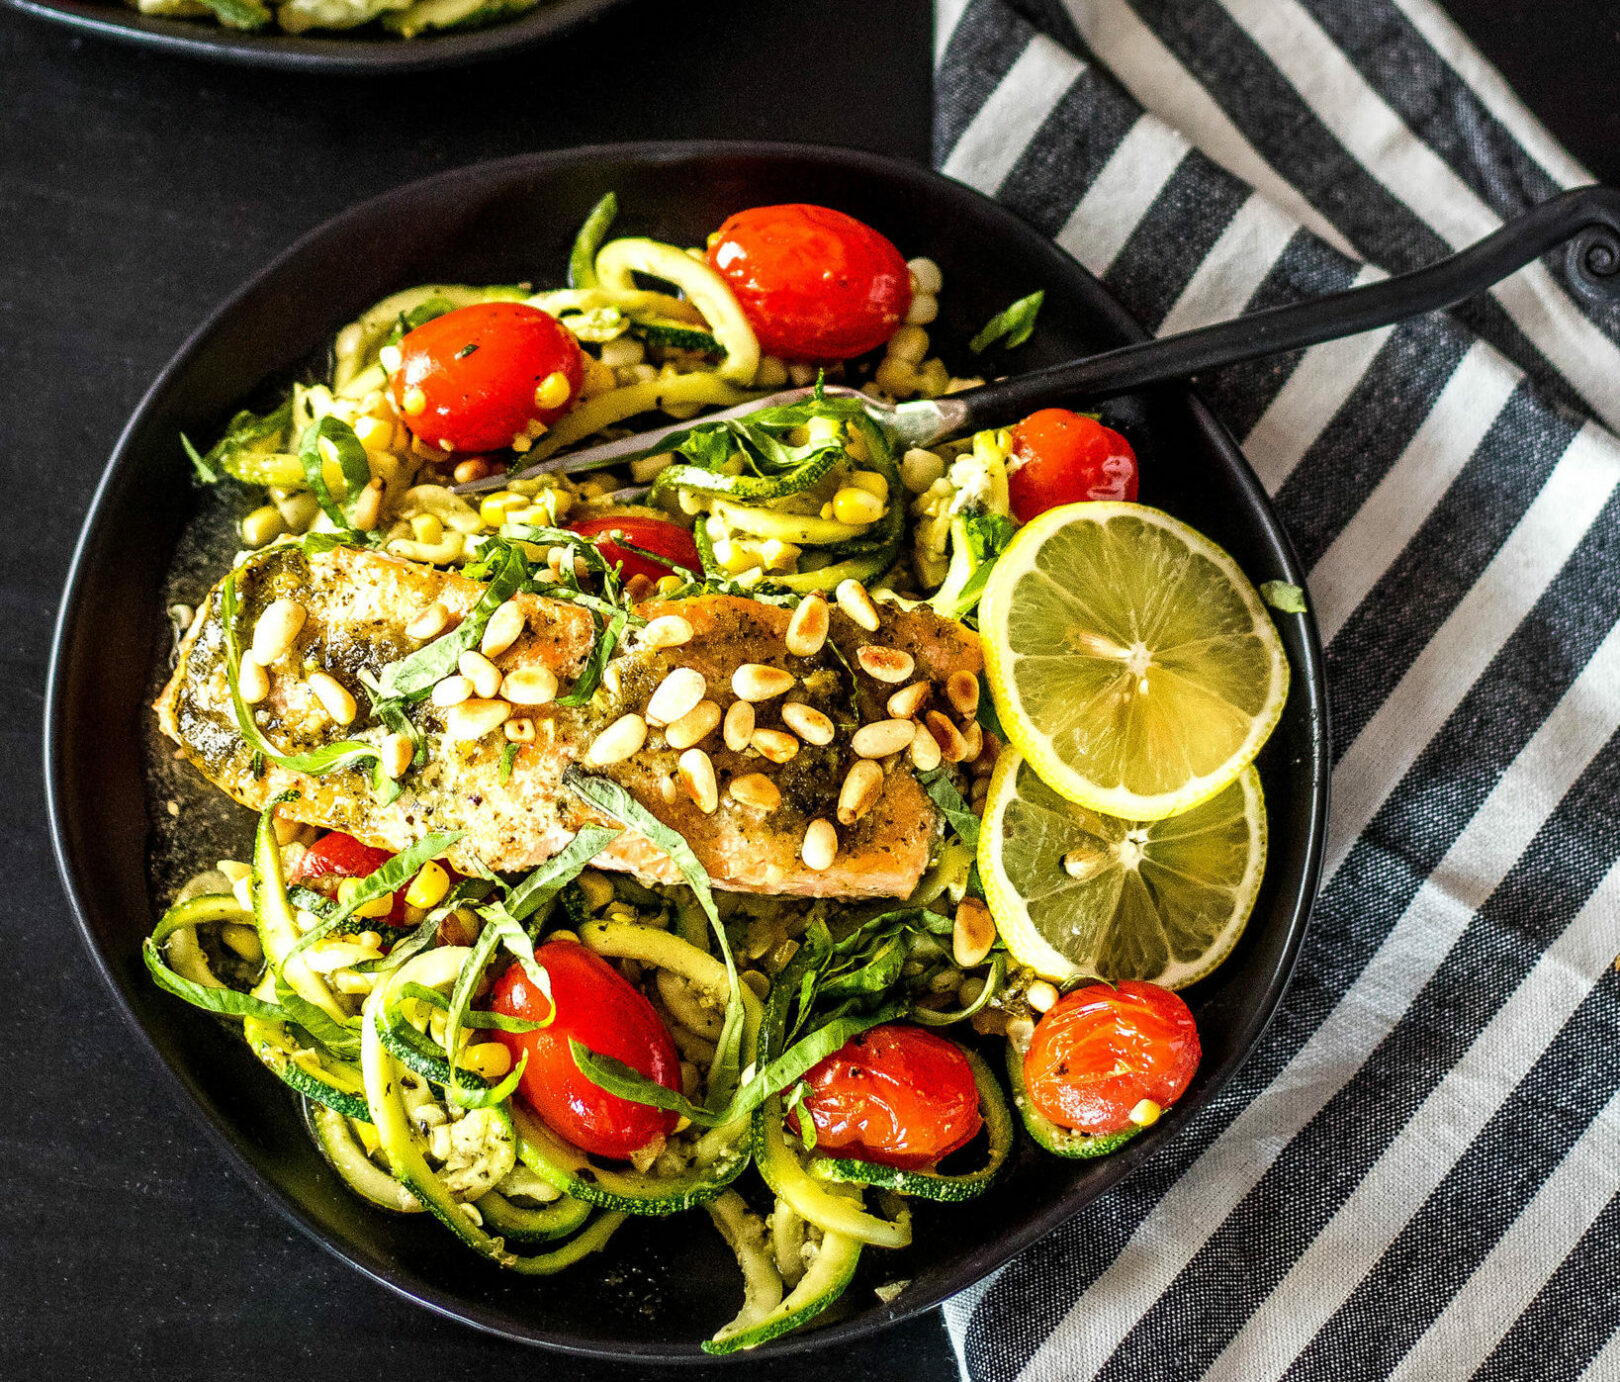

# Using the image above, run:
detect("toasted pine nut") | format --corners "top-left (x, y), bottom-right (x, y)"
top-left (781, 702), bottom-right (834, 746)
top-left (646, 667), bottom-right (707, 726)
top-left (785, 594), bottom-right (830, 657)
top-left (666, 699), bottom-right (721, 750)
top-left (851, 718), bottom-right (915, 759)
top-left (732, 663), bottom-right (795, 702)
top-left (909, 721), bottom-right (942, 771)
top-left (380, 731), bottom-right (414, 779)
top-left (801, 819), bottom-right (838, 872)
top-left (953, 898), bottom-right (996, 968)
top-left (741, 969), bottom-right (771, 1000)
top-left (251, 598), bottom-right (306, 665)
top-left (432, 675), bottom-right (472, 708)
top-left (926, 710), bottom-right (969, 763)
top-left (728, 772), bottom-right (781, 812)
top-left (1026, 980), bottom-right (1061, 1013)
top-left (946, 670), bottom-right (981, 719)
top-left (835, 578), bottom-right (879, 632)
top-left (837, 759), bottom-right (885, 825)
top-left (623, 573), bottom-right (654, 604)
top-left (887, 681), bottom-right (930, 719)
top-left (752, 728), bottom-right (799, 764)
top-left (504, 717), bottom-right (535, 743)
top-left (586, 713), bottom-right (647, 766)
top-left (678, 749), bottom-right (719, 814)
top-left (452, 458), bottom-right (492, 485)
top-left (723, 700), bottom-right (755, 752)
top-left (856, 645), bottom-right (915, 684)
top-left (308, 671), bottom-right (356, 726)
top-left (445, 698), bottom-right (511, 741)
top-left (238, 655), bottom-right (270, 705)
top-left (458, 650), bottom-right (502, 699)
top-left (406, 602), bottom-right (450, 641)
top-left (502, 666), bottom-right (558, 706)
top-left (642, 614), bottom-right (695, 650)
top-left (959, 718), bottom-right (985, 761)
top-left (352, 478), bottom-right (384, 532)
top-left (480, 600), bottom-right (526, 658)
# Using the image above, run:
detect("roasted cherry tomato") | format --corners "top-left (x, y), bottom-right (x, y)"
top-left (287, 831), bottom-right (410, 926)
top-left (707, 204), bottom-right (912, 361)
top-left (1007, 408), bottom-right (1139, 522)
top-left (1023, 980), bottom-right (1200, 1136)
top-left (490, 938), bottom-right (681, 1160)
top-left (388, 302), bottom-right (584, 454)
top-left (567, 514), bottom-right (702, 585)
top-left (787, 1023), bottom-right (982, 1170)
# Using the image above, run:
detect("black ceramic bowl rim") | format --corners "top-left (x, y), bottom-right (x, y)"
top-left (1, 0), bottom-right (628, 73)
top-left (45, 141), bottom-right (1330, 1362)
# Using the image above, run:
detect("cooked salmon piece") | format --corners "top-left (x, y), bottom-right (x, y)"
top-left (156, 544), bottom-right (983, 899)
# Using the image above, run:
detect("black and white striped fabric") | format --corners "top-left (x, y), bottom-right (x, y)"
top-left (933, 2), bottom-right (1620, 1378)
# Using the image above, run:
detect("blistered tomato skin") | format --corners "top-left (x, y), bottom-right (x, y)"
top-left (389, 302), bottom-right (584, 454)
top-left (790, 1023), bottom-right (982, 1170)
top-left (1023, 981), bottom-right (1200, 1136)
top-left (288, 830), bottom-right (410, 926)
top-left (490, 938), bottom-right (680, 1160)
top-left (707, 204), bottom-right (912, 361)
top-left (1007, 408), bottom-right (1139, 523)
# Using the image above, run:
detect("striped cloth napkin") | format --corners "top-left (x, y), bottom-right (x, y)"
top-left (932, 2), bottom-right (1620, 1379)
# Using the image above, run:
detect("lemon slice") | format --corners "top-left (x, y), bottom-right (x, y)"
top-left (979, 748), bottom-right (1266, 986)
top-left (979, 502), bottom-right (1289, 820)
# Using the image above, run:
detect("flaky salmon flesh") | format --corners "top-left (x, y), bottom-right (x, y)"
top-left (156, 544), bottom-right (984, 899)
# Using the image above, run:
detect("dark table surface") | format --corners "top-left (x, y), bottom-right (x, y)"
top-left (2, 2), bottom-right (1615, 1379)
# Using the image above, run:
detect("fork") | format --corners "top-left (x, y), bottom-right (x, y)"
top-left (455, 184), bottom-right (1620, 497)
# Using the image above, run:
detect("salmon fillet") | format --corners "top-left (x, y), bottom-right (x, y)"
top-left (156, 544), bottom-right (983, 899)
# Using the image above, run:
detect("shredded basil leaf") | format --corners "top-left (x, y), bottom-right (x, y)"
top-left (375, 543), bottom-right (531, 702)
top-left (970, 289), bottom-right (1045, 354)
top-left (286, 830), bottom-right (463, 966)
top-left (563, 770), bottom-right (746, 1111)
top-left (919, 769), bottom-right (981, 850)
top-left (181, 434), bottom-right (219, 484)
top-left (297, 416), bottom-right (373, 532)
top-left (397, 983), bottom-right (547, 1033)
top-left (498, 742), bottom-right (520, 783)
top-left (142, 938), bottom-right (284, 1020)
top-left (275, 976), bottom-right (362, 1059)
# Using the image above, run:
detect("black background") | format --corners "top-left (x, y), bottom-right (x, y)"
top-left (2, 2), bottom-right (1613, 1378)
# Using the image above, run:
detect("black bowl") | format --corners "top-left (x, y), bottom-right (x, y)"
top-left (46, 142), bottom-right (1329, 1362)
top-left (1, 0), bottom-right (627, 72)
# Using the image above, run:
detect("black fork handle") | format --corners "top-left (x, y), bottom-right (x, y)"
top-left (953, 184), bottom-right (1620, 429)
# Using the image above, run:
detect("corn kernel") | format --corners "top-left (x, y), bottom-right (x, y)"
top-left (832, 487), bottom-right (884, 525)
top-left (464, 1042), bottom-right (513, 1081)
top-left (1128, 1099), bottom-right (1163, 1127)
top-left (410, 513), bottom-right (444, 544)
top-left (401, 386), bottom-right (427, 416)
top-left (352, 415), bottom-right (392, 449)
top-left (848, 469), bottom-right (889, 502)
top-left (479, 491), bottom-right (527, 528)
top-left (535, 370), bottom-right (573, 411)
top-left (337, 877), bottom-right (394, 919)
top-left (405, 860), bottom-right (450, 911)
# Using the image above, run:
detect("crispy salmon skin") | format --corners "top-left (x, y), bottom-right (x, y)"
top-left (156, 544), bottom-right (983, 898)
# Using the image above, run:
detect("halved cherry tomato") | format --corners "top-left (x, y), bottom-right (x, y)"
top-left (490, 938), bottom-right (680, 1160)
top-left (1007, 408), bottom-right (1139, 523)
top-left (1023, 980), bottom-right (1200, 1136)
top-left (568, 514), bottom-right (701, 585)
top-left (287, 831), bottom-right (410, 927)
top-left (707, 204), bottom-right (912, 361)
top-left (787, 1023), bottom-right (982, 1170)
top-left (389, 302), bottom-right (584, 454)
